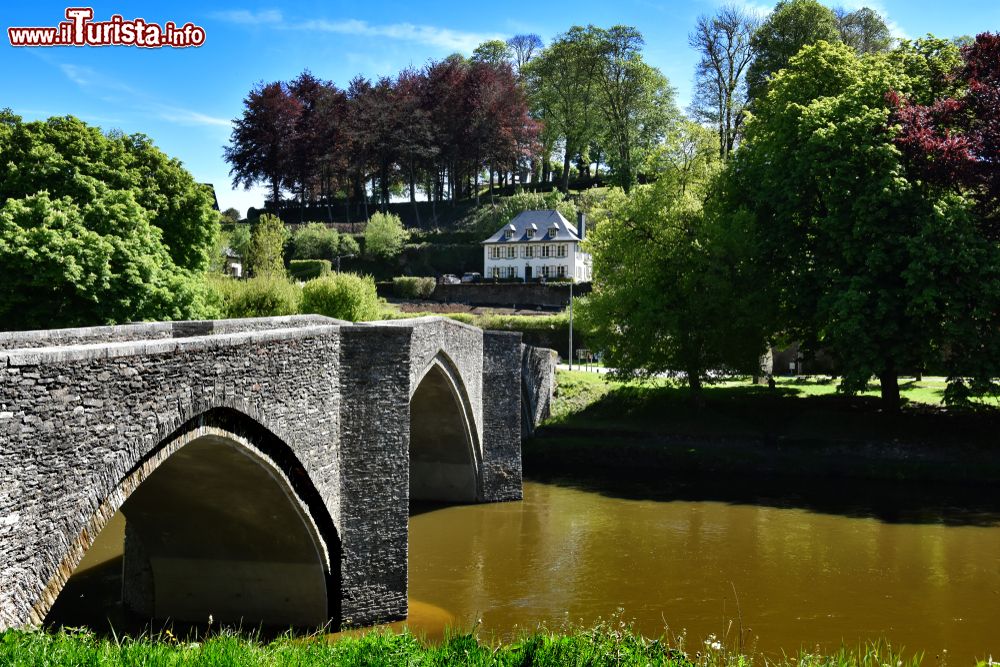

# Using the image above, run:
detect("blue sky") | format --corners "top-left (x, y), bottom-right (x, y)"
top-left (2, 1), bottom-right (998, 215)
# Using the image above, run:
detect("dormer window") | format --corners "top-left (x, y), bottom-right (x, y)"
top-left (504, 229), bottom-right (514, 240)
top-left (526, 228), bottom-right (535, 239)
top-left (548, 226), bottom-right (559, 239)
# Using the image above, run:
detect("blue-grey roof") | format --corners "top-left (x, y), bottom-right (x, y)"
top-left (481, 210), bottom-right (581, 244)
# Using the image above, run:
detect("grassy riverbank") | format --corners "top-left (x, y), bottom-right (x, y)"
top-left (525, 371), bottom-right (1000, 484)
top-left (0, 627), bottom-right (938, 667)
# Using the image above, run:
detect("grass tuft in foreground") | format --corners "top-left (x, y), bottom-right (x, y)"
top-left (0, 626), bottom-right (956, 667)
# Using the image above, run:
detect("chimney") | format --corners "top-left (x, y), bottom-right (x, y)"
top-left (576, 212), bottom-right (586, 239)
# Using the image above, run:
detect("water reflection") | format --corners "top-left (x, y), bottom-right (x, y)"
top-left (406, 479), bottom-right (1000, 663)
top-left (45, 479), bottom-right (1000, 664)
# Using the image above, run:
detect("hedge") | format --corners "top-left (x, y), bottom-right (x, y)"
top-left (288, 259), bottom-right (332, 281)
top-left (392, 276), bottom-right (436, 299)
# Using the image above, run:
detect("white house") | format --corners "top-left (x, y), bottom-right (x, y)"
top-left (482, 210), bottom-right (592, 282)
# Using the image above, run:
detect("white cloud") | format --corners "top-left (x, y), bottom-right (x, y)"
top-left (210, 8), bottom-right (501, 52)
top-left (59, 64), bottom-right (136, 93)
top-left (293, 18), bottom-right (502, 52)
top-left (58, 63), bottom-right (230, 129)
top-left (210, 9), bottom-right (283, 25)
top-left (155, 106), bottom-right (232, 128)
top-left (836, 0), bottom-right (909, 39)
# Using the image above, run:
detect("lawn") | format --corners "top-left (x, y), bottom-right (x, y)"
top-left (527, 370), bottom-right (1000, 484)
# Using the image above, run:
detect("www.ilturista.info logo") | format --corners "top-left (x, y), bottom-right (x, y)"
top-left (8, 8), bottom-right (206, 48)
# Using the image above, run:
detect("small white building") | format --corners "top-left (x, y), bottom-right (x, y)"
top-left (482, 210), bottom-right (592, 282)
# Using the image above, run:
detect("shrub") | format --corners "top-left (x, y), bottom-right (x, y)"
top-left (290, 223), bottom-right (341, 261)
top-left (364, 212), bottom-right (408, 259)
top-left (208, 275), bottom-right (301, 319)
top-left (288, 259), bottom-right (332, 281)
top-left (392, 276), bottom-right (436, 299)
top-left (301, 273), bottom-right (381, 322)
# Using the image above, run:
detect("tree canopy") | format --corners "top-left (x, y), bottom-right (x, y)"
top-left (726, 39), bottom-right (998, 408)
top-left (0, 112), bottom-right (218, 330)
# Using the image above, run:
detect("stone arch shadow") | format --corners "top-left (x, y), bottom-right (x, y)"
top-left (409, 350), bottom-right (483, 503)
top-left (37, 407), bottom-right (342, 630)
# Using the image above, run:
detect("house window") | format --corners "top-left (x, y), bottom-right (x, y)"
top-left (541, 245), bottom-right (551, 258)
top-left (526, 228), bottom-right (535, 239)
top-left (506, 246), bottom-right (516, 258)
top-left (492, 266), bottom-right (501, 278)
top-left (524, 245), bottom-right (535, 258)
top-left (548, 227), bottom-right (558, 239)
top-left (490, 246), bottom-right (502, 259)
top-left (504, 229), bottom-right (514, 240)
top-left (557, 244), bottom-right (568, 258)
top-left (557, 265), bottom-right (567, 278)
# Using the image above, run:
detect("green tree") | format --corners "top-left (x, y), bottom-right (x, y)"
top-left (226, 224), bottom-right (252, 261)
top-left (221, 207), bottom-right (241, 224)
top-left (472, 40), bottom-right (513, 66)
top-left (0, 113), bottom-right (217, 329)
top-left (746, 0), bottom-right (841, 102)
top-left (595, 26), bottom-right (677, 191)
top-left (689, 5), bottom-right (759, 159)
top-left (363, 211), bottom-right (407, 259)
top-left (727, 40), bottom-right (992, 409)
top-left (835, 7), bottom-right (893, 55)
top-left (524, 26), bottom-right (605, 193)
top-left (246, 213), bottom-right (288, 277)
top-left (579, 173), bottom-right (768, 394)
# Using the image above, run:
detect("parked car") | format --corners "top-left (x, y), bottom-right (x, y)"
top-left (461, 272), bottom-right (482, 283)
top-left (439, 273), bottom-right (461, 285)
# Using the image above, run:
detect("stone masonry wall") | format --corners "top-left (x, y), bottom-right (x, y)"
top-left (480, 331), bottom-right (524, 501)
top-left (370, 316), bottom-right (484, 448)
top-left (0, 326), bottom-right (344, 629)
top-left (0, 315), bottom-right (342, 350)
top-left (336, 326), bottom-right (412, 626)
top-left (521, 345), bottom-right (557, 439)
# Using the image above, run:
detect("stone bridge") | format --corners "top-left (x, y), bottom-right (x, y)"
top-left (0, 315), bottom-right (555, 631)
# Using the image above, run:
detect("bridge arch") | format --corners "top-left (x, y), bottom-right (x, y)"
top-left (38, 408), bottom-right (341, 630)
top-left (409, 351), bottom-right (482, 502)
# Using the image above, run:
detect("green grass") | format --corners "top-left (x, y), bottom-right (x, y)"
top-left (0, 627), bottom-right (947, 667)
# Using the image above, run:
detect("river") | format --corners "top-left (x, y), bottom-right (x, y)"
top-left (48, 478), bottom-right (1000, 663)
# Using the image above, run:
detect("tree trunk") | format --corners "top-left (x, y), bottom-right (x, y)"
top-left (362, 177), bottom-right (370, 221)
top-left (879, 372), bottom-right (901, 411)
top-left (428, 172), bottom-right (437, 226)
top-left (475, 160), bottom-right (480, 205)
top-left (687, 368), bottom-right (706, 407)
top-left (344, 191), bottom-right (351, 231)
top-left (409, 163), bottom-right (421, 228)
top-left (561, 148), bottom-right (571, 193)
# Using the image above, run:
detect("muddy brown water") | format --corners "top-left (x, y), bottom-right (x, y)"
top-left (47, 478), bottom-right (1000, 663)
